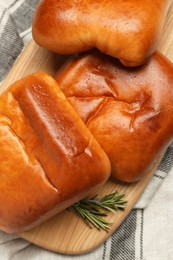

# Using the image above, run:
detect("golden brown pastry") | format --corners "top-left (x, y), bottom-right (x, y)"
top-left (55, 51), bottom-right (173, 182)
top-left (32, 0), bottom-right (172, 66)
top-left (0, 72), bottom-right (111, 234)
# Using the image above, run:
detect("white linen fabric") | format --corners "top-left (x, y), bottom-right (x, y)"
top-left (0, 1), bottom-right (173, 259)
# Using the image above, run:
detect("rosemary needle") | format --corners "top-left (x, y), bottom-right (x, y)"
top-left (69, 192), bottom-right (127, 232)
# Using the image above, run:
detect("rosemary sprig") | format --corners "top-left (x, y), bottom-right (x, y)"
top-left (69, 192), bottom-right (127, 232)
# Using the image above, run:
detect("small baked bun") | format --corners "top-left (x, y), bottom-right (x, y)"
top-left (55, 51), bottom-right (173, 182)
top-left (32, 0), bottom-right (172, 66)
top-left (0, 72), bottom-right (111, 234)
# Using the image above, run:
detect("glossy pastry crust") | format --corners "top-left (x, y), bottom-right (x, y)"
top-left (0, 72), bottom-right (111, 234)
top-left (32, 0), bottom-right (172, 66)
top-left (55, 51), bottom-right (173, 182)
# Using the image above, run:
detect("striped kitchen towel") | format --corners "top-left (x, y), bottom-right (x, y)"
top-left (0, 1), bottom-right (173, 259)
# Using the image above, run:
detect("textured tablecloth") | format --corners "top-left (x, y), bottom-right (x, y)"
top-left (0, 1), bottom-right (173, 259)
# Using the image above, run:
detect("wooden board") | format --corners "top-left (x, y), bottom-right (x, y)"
top-left (1, 3), bottom-right (173, 255)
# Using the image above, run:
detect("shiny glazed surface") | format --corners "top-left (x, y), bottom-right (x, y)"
top-left (0, 72), bottom-right (111, 234)
top-left (32, 0), bottom-right (172, 66)
top-left (55, 51), bottom-right (173, 182)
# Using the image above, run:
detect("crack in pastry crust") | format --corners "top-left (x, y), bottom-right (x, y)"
top-left (55, 50), bottom-right (173, 182)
